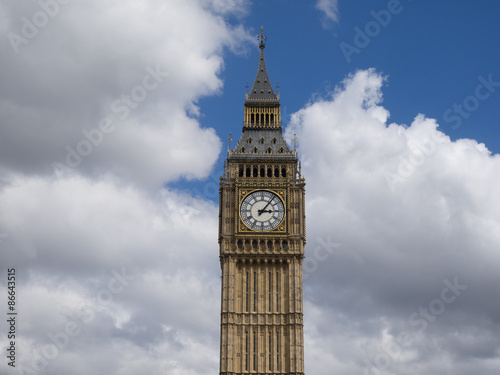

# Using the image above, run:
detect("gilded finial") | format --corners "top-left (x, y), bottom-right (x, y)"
top-left (293, 133), bottom-right (297, 154)
top-left (228, 132), bottom-right (232, 153)
top-left (258, 26), bottom-right (266, 49)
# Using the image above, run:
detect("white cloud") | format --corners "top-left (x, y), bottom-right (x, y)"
top-left (286, 68), bottom-right (500, 375)
top-left (0, 174), bottom-right (221, 374)
top-left (316, 0), bottom-right (340, 25)
top-left (0, 1), bottom-right (249, 374)
top-left (0, 0), bottom-right (253, 187)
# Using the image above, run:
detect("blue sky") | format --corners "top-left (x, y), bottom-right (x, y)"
top-left (172, 0), bottom-right (500, 203)
top-left (198, 0), bottom-right (500, 185)
top-left (2, 1), bottom-right (500, 375)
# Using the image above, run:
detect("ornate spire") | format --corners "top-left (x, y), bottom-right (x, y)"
top-left (246, 26), bottom-right (278, 102)
top-left (258, 26), bottom-right (266, 49)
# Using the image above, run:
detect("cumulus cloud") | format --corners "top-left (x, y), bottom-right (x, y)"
top-left (286, 69), bottom-right (500, 375)
top-left (0, 1), bottom-right (250, 374)
top-left (0, 174), bottom-right (221, 374)
top-left (0, 0), bottom-right (253, 187)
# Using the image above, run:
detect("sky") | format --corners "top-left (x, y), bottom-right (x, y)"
top-left (1, 1), bottom-right (500, 375)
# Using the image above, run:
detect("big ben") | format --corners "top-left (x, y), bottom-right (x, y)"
top-left (219, 28), bottom-right (306, 375)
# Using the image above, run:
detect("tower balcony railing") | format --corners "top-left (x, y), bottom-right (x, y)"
top-left (243, 120), bottom-right (282, 129)
top-left (228, 150), bottom-right (296, 159)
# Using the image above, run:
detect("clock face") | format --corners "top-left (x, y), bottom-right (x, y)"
top-left (240, 190), bottom-right (285, 232)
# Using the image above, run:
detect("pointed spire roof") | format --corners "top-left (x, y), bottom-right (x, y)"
top-left (246, 27), bottom-right (278, 103)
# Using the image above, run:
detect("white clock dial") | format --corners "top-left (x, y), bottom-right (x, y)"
top-left (240, 190), bottom-right (285, 231)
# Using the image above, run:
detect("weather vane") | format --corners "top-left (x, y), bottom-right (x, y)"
top-left (258, 26), bottom-right (266, 48)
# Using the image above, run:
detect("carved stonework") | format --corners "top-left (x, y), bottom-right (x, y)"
top-left (218, 29), bottom-right (306, 375)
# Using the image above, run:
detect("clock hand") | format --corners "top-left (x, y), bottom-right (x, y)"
top-left (258, 197), bottom-right (275, 215)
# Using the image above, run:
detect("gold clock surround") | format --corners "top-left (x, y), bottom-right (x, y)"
top-left (238, 188), bottom-right (287, 234)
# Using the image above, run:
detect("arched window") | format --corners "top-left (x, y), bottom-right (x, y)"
top-left (266, 147), bottom-right (272, 154)
top-left (266, 114), bottom-right (269, 124)
top-left (281, 167), bottom-right (287, 177)
top-left (267, 167), bottom-right (272, 177)
top-left (259, 138), bottom-right (265, 144)
top-left (253, 167), bottom-right (258, 177)
top-left (252, 240), bottom-right (258, 249)
top-left (241, 147), bottom-right (245, 153)
top-left (282, 240), bottom-right (288, 250)
top-left (253, 331), bottom-right (257, 370)
top-left (253, 272), bottom-right (257, 312)
top-left (268, 272), bottom-right (272, 312)
top-left (261, 113), bottom-right (264, 123)
top-left (237, 239), bottom-right (243, 249)
top-left (276, 331), bottom-right (280, 371)
top-left (245, 330), bottom-right (249, 370)
top-left (260, 167), bottom-right (265, 177)
top-left (272, 138), bottom-right (277, 144)
top-left (270, 113), bottom-right (274, 124)
top-left (253, 147), bottom-right (258, 154)
top-left (274, 167), bottom-right (279, 177)
top-left (279, 147), bottom-right (284, 154)
top-left (251, 113), bottom-right (255, 124)
top-left (245, 272), bottom-right (250, 311)
top-left (276, 272), bottom-right (280, 312)
top-left (267, 240), bottom-right (272, 250)
top-left (239, 167), bottom-right (244, 177)
top-left (268, 332), bottom-right (272, 371)
top-left (246, 167), bottom-right (251, 177)
top-left (248, 137), bottom-right (252, 144)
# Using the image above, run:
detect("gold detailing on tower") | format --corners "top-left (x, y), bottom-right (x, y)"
top-left (243, 104), bottom-right (281, 129)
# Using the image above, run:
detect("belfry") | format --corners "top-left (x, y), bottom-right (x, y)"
top-left (218, 27), bottom-right (306, 375)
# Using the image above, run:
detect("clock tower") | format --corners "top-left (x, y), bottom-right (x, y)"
top-left (219, 28), bottom-right (306, 375)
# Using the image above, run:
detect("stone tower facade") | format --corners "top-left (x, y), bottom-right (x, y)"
top-left (219, 28), bottom-right (306, 375)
